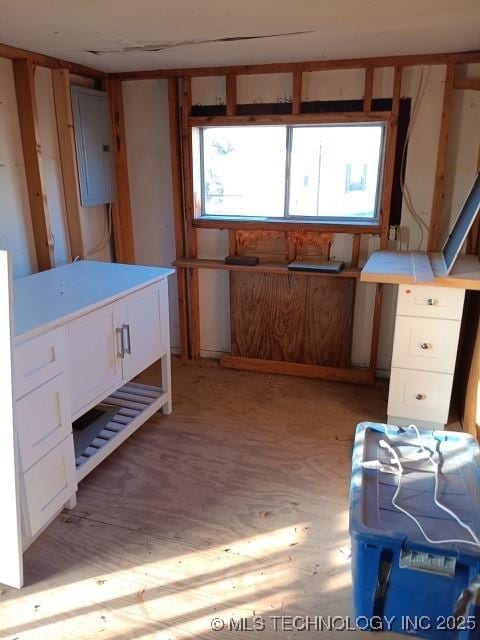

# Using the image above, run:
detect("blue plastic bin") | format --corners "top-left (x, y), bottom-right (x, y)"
top-left (349, 422), bottom-right (480, 639)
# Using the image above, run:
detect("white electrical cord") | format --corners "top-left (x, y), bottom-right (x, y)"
top-left (398, 66), bottom-right (432, 251)
top-left (377, 425), bottom-right (480, 549)
top-left (85, 202), bottom-right (113, 258)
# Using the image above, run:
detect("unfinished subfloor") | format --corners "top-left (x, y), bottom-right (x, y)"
top-left (0, 358), bottom-right (401, 639)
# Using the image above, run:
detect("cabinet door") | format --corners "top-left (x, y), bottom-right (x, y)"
top-left (68, 303), bottom-right (123, 417)
top-left (121, 282), bottom-right (167, 381)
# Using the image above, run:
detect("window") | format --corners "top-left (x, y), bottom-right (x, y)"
top-left (194, 124), bottom-right (385, 223)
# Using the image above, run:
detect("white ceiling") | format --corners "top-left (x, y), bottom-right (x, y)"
top-left (0, 0), bottom-right (479, 73)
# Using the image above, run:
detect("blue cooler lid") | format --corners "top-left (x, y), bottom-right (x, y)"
top-left (349, 422), bottom-right (480, 560)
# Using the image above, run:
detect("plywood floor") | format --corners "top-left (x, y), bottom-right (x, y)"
top-left (1, 359), bottom-right (397, 639)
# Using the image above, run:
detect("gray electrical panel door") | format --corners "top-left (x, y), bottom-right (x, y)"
top-left (70, 86), bottom-right (116, 206)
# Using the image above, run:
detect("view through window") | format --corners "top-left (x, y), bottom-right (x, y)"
top-left (196, 124), bottom-right (385, 222)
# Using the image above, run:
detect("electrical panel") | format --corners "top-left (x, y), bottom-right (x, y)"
top-left (70, 86), bottom-right (116, 206)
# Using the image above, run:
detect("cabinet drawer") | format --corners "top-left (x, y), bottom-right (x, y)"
top-left (22, 435), bottom-right (76, 537)
top-left (397, 285), bottom-right (464, 320)
top-left (15, 328), bottom-right (67, 399)
top-left (392, 317), bottom-right (461, 374)
top-left (387, 368), bottom-right (453, 425)
top-left (16, 375), bottom-right (71, 472)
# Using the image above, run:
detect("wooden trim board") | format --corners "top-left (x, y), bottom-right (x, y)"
top-left (220, 355), bottom-right (374, 384)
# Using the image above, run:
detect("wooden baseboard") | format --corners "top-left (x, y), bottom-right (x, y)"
top-left (220, 355), bottom-right (374, 385)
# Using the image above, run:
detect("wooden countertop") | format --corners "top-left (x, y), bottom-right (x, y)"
top-left (361, 251), bottom-right (480, 290)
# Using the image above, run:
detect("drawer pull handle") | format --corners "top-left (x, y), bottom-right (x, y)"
top-left (116, 327), bottom-right (124, 358)
top-left (427, 298), bottom-right (438, 306)
top-left (420, 342), bottom-right (431, 350)
top-left (122, 324), bottom-right (132, 355)
top-left (415, 393), bottom-right (426, 401)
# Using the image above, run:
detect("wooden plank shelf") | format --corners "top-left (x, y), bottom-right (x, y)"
top-left (174, 258), bottom-right (361, 279)
top-left (75, 382), bottom-right (168, 481)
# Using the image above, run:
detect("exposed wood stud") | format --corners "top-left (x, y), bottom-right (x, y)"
top-left (351, 234), bottom-right (361, 268)
top-left (110, 49), bottom-right (480, 81)
top-left (106, 79), bottom-right (136, 264)
top-left (369, 283), bottom-right (383, 375)
top-left (181, 77), bottom-right (201, 360)
top-left (225, 75), bottom-right (237, 116)
top-left (363, 67), bottom-right (374, 111)
top-left (379, 65), bottom-right (402, 250)
top-left (228, 230), bottom-right (237, 255)
top-left (220, 355), bottom-right (373, 385)
top-left (52, 69), bottom-right (84, 261)
top-left (428, 63), bottom-right (455, 252)
top-left (189, 111), bottom-right (392, 127)
top-left (13, 59), bottom-right (54, 271)
top-left (286, 233), bottom-right (296, 262)
top-left (167, 77), bottom-right (189, 359)
top-left (292, 71), bottom-right (302, 115)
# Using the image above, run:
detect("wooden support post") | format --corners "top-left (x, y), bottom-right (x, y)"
top-left (369, 283), bottom-right (383, 378)
top-left (226, 75), bottom-right (237, 116)
top-left (379, 66), bottom-right (402, 250)
top-left (106, 78), bottom-right (135, 264)
top-left (351, 234), bottom-right (361, 268)
top-left (228, 230), bottom-right (237, 255)
top-left (13, 59), bottom-right (54, 271)
top-left (292, 71), bottom-right (302, 115)
top-left (182, 77), bottom-right (201, 359)
top-left (363, 67), bottom-right (374, 111)
top-left (52, 69), bottom-right (84, 261)
top-left (167, 77), bottom-right (189, 359)
top-left (428, 63), bottom-right (455, 252)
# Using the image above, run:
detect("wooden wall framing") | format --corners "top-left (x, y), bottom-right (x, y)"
top-left (3, 40), bottom-right (480, 381)
top-left (166, 49), bottom-right (480, 382)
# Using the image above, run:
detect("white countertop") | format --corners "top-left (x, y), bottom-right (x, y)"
top-left (14, 260), bottom-right (174, 339)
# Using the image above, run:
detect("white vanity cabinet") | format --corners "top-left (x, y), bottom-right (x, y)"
top-left (1, 256), bottom-right (174, 589)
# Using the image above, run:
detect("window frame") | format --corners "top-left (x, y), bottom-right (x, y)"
top-left (191, 120), bottom-right (387, 231)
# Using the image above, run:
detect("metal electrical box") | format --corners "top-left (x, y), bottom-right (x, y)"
top-left (70, 86), bottom-right (116, 206)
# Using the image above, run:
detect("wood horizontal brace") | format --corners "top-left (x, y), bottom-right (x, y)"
top-left (174, 257), bottom-right (360, 279)
top-left (189, 112), bottom-right (392, 127)
top-left (220, 356), bottom-right (374, 385)
top-left (454, 77), bottom-right (480, 91)
top-left (0, 41), bottom-right (105, 79)
top-left (193, 217), bottom-right (381, 234)
top-left (109, 49), bottom-right (480, 80)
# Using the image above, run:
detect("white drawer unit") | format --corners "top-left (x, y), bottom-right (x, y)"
top-left (16, 374), bottom-right (71, 472)
top-left (388, 284), bottom-right (465, 429)
top-left (21, 435), bottom-right (77, 538)
top-left (1, 257), bottom-right (174, 589)
top-left (15, 327), bottom-right (66, 399)
top-left (397, 284), bottom-right (465, 320)
top-left (388, 368), bottom-right (454, 426)
top-left (391, 316), bottom-right (462, 374)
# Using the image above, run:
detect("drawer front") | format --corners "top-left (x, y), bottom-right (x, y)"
top-left (15, 328), bottom-right (67, 399)
top-left (387, 368), bottom-right (453, 425)
top-left (22, 435), bottom-right (76, 537)
top-left (392, 317), bottom-right (461, 374)
top-left (16, 375), bottom-right (71, 472)
top-left (397, 285), bottom-right (464, 320)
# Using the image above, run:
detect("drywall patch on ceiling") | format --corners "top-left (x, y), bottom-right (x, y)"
top-left (87, 30), bottom-right (316, 56)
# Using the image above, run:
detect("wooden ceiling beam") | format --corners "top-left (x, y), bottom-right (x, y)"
top-left (109, 49), bottom-right (480, 80)
top-left (0, 41), bottom-right (105, 79)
